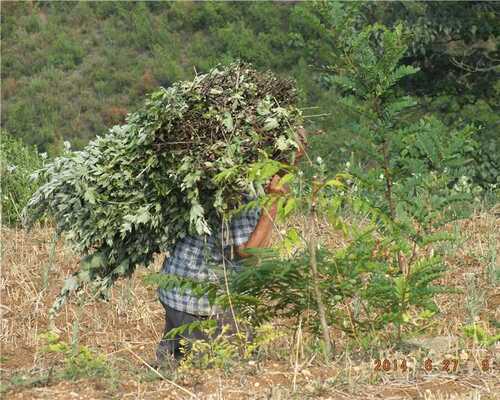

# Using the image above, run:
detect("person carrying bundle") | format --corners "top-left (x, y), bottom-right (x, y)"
top-left (156, 130), bottom-right (307, 366)
top-left (24, 62), bottom-right (307, 363)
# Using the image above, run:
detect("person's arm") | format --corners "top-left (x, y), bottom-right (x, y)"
top-left (235, 127), bottom-right (307, 258)
top-left (235, 175), bottom-right (287, 258)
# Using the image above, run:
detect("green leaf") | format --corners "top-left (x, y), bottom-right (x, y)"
top-left (223, 112), bottom-right (234, 131)
top-left (324, 179), bottom-right (344, 189)
top-left (283, 197), bottom-right (297, 217)
top-left (286, 228), bottom-right (300, 245)
top-left (263, 117), bottom-right (279, 131)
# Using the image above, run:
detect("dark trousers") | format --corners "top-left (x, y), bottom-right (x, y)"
top-left (156, 302), bottom-right (239, 362)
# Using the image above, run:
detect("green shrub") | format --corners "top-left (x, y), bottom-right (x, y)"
top-left (47, 32), bottom-right (84, 70)
top-left (24, 13), bottom-right (41, 34)
top-left (130, 2), bottom-right (154, 50)
top-left (38, 331), bottom-right (111, 380)
top-left (0, 131), bottom-right (43, 226)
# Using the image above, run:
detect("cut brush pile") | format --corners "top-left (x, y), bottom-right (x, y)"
top-left (24, 62), bottom-right (303, 313)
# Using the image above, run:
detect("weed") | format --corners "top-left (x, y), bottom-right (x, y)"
top-left (244, 323), bottom-right (286, 360)
top-left (0, 131), bottom-right (43, 226)
top-left (177, 324), bottom-right (240, 373)
top-left (38, 331), bottom-right (111, 380)
top-left (463, 324), bottom-right (500, 347)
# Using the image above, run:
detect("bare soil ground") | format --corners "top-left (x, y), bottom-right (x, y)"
top-left (1, 211), bottom-right (498, 399)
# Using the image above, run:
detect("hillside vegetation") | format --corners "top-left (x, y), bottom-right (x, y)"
top-left (2, 1), bottom-right (499, 189)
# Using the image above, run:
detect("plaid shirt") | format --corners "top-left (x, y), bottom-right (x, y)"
top-left (158, 206), bottom-right (260, 316)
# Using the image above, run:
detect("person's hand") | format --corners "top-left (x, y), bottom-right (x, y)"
top-left (265, 175), bottom-right (289, 195)
top-left (293, 126), bottom-right (308, 165)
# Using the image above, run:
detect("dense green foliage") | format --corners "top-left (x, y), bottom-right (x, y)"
top-left (0, 131), bottom-right (43, 226)
top-left (358, 2), bottom-right (499, 188)
top-left (311, 2), bottom-right (499, 188)
top-left (330, 23), bottom-right (478, 228)
top-left (24, 63), bottom-right (302, 315)
top-left (2, 1), bottom-right (497, 189)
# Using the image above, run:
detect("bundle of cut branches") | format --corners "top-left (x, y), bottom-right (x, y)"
top-left (24, 62), bottom-right (302, 313)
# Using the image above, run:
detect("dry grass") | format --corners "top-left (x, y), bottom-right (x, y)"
top-left (0, 211), bottom-right (498, 399)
